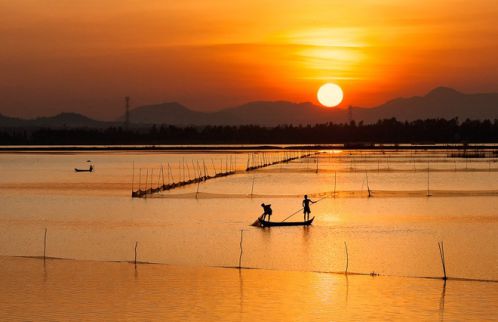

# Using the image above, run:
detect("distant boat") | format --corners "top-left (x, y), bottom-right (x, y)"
top-left (258, 216), bottom-right (314, 227)
top-left (74, 165), bottom-right (94, 172)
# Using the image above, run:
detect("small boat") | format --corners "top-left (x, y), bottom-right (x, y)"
top-left (74, 167), bottom-right (93, 172)
top-left (258, 216), bottom-right (314, 227)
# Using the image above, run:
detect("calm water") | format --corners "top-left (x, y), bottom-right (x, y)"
top-left (0, 149), bottom-right (497, 320)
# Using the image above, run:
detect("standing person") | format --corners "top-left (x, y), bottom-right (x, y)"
top-left (261, 203), bottom-right (272, 222)
top-left (302, 195), bottom-right (315, 221)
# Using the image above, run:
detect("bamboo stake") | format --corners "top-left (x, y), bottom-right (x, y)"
top-left (167, 163), bottom-right (173, 184)
top-left (196, 180), bottom-right (201, 199)
top-left (134, 241), bottom-right (138, 265)
top-left (438, 241), bottom-right (447, 280)
top-left (191, 161), bottom-right (197, 179)
top-left (344, 241), bottom-right (349, 274)
top-left (145, 168), bottom-right (148, 196)
top-left (250, 176), bottom-right (255, 198)
top-left (211, 159), bottom-right (217, 175)
top-left (334, 171), bottom-right (337, 198)
top-left (186, 161), bottom-right (191, 180)
top-left (366, 171), bottom-right (371, 197)
top-left (238, 230), bottom-right (244, 269)
top-left (43, 228), bottom-right (47, 260)
top-left (182, 158), bottom-right (185, 182)
top-left (150, 168), bottom-right (154, 190)
top-left (427, 160), bottom-right (431, 197)
top-left (138, 168), bottom-right (142, 192)
top-left (131, 161), bottom-right (135, 193)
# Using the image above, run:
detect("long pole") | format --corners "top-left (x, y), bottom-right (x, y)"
top-left (281, 196), bottom-right (327, 222)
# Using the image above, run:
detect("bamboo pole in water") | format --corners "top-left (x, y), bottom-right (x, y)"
top-left (150, 168), bottom-right (154, 191)
top-left (131, 161), bottom-right (135, 193)
top-left (145, 169), bottom-right (148, 196)
top-left (134, 241), bottom-right (138, 265)
top-left (366, 171), bottom-right (371, 197)
top-left (191, 161), bottom-right (197, 180)
top-left (250, 176), bottom-right (255, 198)
top-left (196, 179), bottom-right (201, 199)
top-left (138, 168), bottom-right (141, 192)
top-left (238, 230), bottom-right (244, 269)
top-left (43, 228), bottom-right (47, 260)
top-left (438, 241), bottom-right (447, 280)
top-left (211, 159), bottom-right (217, 176)
top-left (334, 171), bottom-right (337, 198)
top-left (427, 160), bottom-right (431, 197)
top-left (344, 241), bottom-right (349, 274)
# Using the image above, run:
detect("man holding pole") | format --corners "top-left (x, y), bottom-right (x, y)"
top-left (302, 195), bottom-right (315, 221)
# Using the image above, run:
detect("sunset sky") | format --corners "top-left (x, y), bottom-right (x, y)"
top-left (1, 0), bottom-right (497, 119)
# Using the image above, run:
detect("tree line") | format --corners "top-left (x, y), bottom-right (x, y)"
top-left (1, 118), bottom-right (497, 145)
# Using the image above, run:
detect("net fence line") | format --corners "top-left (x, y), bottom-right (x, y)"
top-left (251, 168), bottom-right (498, 173)
top-left (151, 189), bottom-right (498, 199)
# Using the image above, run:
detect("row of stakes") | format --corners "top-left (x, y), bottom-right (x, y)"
top-left (131, 151), bottom-right (318, 198)
top-left (39, 227), bottom-right (449, 280)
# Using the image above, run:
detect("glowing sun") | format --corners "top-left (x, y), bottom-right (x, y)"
top-left (317, 83), bottom-right (343, 107)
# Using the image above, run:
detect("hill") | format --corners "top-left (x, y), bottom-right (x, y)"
top-left (119, 87), bottom-right (497, 126)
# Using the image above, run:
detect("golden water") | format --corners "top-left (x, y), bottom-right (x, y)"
top-left (0, 149), bottom-right (497, 320)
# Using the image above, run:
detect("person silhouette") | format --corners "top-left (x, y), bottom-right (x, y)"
top-left (302, 195), bottom-right (315, 221)
top-left (261, 203), bottom-right (272, 222)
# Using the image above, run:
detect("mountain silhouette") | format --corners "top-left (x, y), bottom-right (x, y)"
top-left (354, 87), bottom-right (498, 122)
top-left (0, 112), bottom-right (108, 128)
top-left (1, 87), bottom-right (496, 128)
top-left (123, 102), bottom-right (211, 124)
top-left (118, 87), bottom-right (497, 125)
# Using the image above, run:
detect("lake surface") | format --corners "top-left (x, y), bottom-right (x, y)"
top-left (0, 148), bottom-right (497, 320)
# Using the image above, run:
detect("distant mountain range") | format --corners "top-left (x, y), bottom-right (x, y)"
top-left (1, 87), bottom-right (497, 128)
top-left (0, 112), bottom-right (108, 128)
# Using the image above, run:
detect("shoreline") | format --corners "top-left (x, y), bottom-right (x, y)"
top-left (1, 143), bottom-right (498, 152)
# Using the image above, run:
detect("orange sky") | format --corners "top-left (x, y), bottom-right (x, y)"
top-left (1, 0), bottom-right (497, 119)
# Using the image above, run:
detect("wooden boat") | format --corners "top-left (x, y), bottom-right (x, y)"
top-left (258, 216), bottom-right (314, 227)
top-left (74, 168), bottom-right (93, 172)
